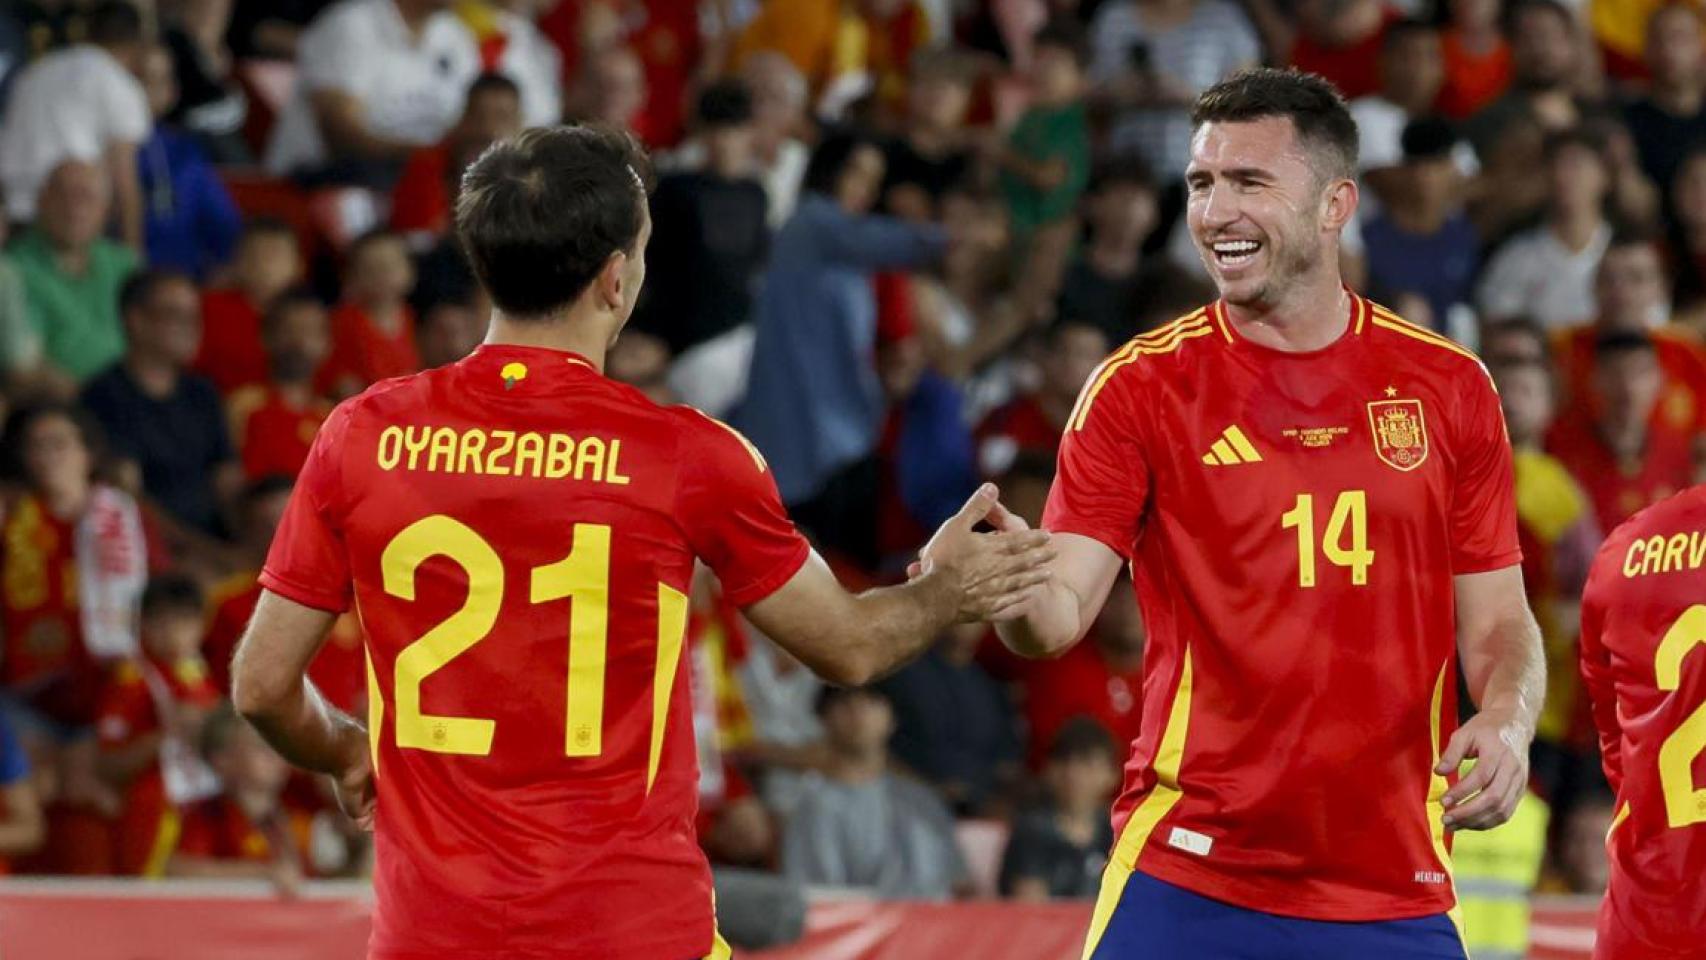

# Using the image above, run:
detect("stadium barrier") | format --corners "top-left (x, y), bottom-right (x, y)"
top-left (0, 879), bottom-right (1600, 959)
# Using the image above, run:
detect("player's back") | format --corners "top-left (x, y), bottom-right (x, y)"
top-left (1580, 484), bottom-right (1706, 958)
top-left (261, 345), bottom-right (807, 959)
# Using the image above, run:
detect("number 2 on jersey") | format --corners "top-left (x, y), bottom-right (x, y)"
top-left (1281, 491), bottom-right (1373, 588)
top-left (1657, 605), bottom-right (1706, 828)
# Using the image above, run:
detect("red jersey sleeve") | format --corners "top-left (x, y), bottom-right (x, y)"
top-left (1448, 367), bottom-right (1523, 574)
top-left (259, 402), bottom-right (356, 612)
top-left (675, 412), bottom-right (811, 608)
top-left (1578, 545), bottom-right (1624, 793)
top-left (1042, 367), bottom-right (1150, 560)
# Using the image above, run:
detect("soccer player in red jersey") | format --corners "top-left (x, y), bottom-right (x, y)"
top-left (229, 125), bottom-right (1053, 960)
top-left (990, 69), bottom-right (1546, 959)
top-left (1579, 485), bottom-right (1706, 958)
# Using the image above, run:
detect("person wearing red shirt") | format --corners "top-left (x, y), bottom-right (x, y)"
top-left (193, 220), bottom-right (303, 395)
top-left (1289, 0), bottom-right (1401, 100)
top-left (95, 576), bottom-right (221, 875)
top-left (227, 291), bottom-right (333, 482)
top-left (996, 71), bottom-right (1542, 957)
top-left (228, 126), bottom-right (1050, 959)
top-left (1549, 330), bottom-right (1700, 533)
top-left (390, 72), bottom-right (524, 243)
top-left (167, 705), bottom-right (310, 895)
top-left (1019, 573), bottom-right (1144, 771)
top-left (317, 229), bottom-right (421, 398)
top-left (1438, 0), bottom-right (1511, 118)
top-left (1579, 484), bottom-right (1706, 957)
top-left (975, 318), bottom-right (1109, 477)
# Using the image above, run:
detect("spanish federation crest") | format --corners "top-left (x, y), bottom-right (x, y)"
top-left (1367, 399), bottom-right (1429, 471)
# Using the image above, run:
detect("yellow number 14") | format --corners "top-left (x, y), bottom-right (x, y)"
top-left (1280, 491), bottom-right (1374, 588)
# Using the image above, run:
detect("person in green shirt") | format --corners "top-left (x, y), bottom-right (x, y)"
top-left (8, 159), bottom-right (138, 386)
top-left (998, 21), bottom-right (1092, 318)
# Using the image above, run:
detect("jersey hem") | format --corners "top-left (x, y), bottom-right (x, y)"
top-left (1135, 854), bottom-right (1456, 923)
top-left (257, 568), bottom-right (351, 614)
top-left (1449, 549), bottom-right (1523, 576)
top-left (720, 540), bottom-right (812, 608)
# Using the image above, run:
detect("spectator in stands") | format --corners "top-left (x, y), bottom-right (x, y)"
top-left (781, 686), bottom-right (967, 899)
top-left (975, 318), bottom-right (1108, 479)
top-left (135, 44), bottom-right (243, 282)
top-left (228, 0), bottom-right (326, 61)
top-left (1465, 0), bottom-right (1598, 161)
top-left (1088, 0), bottom-right (1261, 185)
top-left (877, 623), bottom-right (1020, 816)
top-left (0, 710), bottom-right (45, 868)
top-left (318, 229), bottom-right (421, 397)
top-left (95, 575), bottom-right (221, 875)
top-left (266, 0), bottom-right (481, 184)
top-left (742, 52), bottom-right (811, 229)
top-left (0, 0), bottom-right (148, 249)
top-left (82, 271), bottom-right (241, 544)
top-left (1668, 143), bottom-right (1706, 322)
top-left (158, 0), bottom-right (252, 163)
top-left (1350, 21), bottom-right (1460, 198)
top-left (999, 718), bottom-right (1118, 901)
top-left (1055, 158), bottom-right (1173, 346)
top-left (566, 45), bottom-right (647, 135)
top-left (1624, 3), bottom-right (1706, 213)
top-left (452, 1), bottom-right (562, 129)
top-left (0, 216), bottom-right (39, 396)
top-left (227, 291), bottom-right (333, 481)
top-left (880, 50), bottom-right (976, 222)
top-left (1018, 572), bottom-right (1144, 770)
top-left (732, 0), bottom-right (931, 122)
top-left (1438, 0), bottom-right (1511, 119)
top-left (631, 80), bottom-right (769, 418)
top-left (416, 287), bottom-right (486, 370)
top-left (167, 704), bottom-right (308, 895)
top-left (1362, 119), bottom-right (1479, 334)
top-left (193, 220), bottom-right (304, 396)
top-left (1, 401), bottom-right (147, 873)
top-left (391, 72), bottom-right (525, 245)
top-left (734, 132), bottom-right (946, 563)
top-left (910, 184), bottom-right (1020, 384)
top-left (999, 21), bottom-right (1092, 319)
top-left (1547, 331), bottom-right (1698, 532)
top-left (7, 160), bottom-right (139, 388)
top-left (1477, 130), bottom-right (1613, 329)
top-left (1288, 0), bottom-right (1400, 101)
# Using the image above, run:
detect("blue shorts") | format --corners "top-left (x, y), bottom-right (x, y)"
top-left (1085, 871), bottom-right (1468, 960)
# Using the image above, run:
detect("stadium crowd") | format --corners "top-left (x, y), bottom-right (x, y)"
top-left (0, 0), bottom-right (1700, 952)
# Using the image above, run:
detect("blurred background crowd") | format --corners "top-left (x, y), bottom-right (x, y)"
top-left (0, 0), bottom-right (1700, 953)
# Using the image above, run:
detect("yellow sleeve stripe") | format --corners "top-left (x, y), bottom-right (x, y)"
top-left (1069, 314), bottom-right (1213, 432)
top-left (1369, 306), bottom-right (1482, 364)
top-left (694, 410), bottom-right (769, 472)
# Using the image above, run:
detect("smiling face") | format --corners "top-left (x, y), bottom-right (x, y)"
top-left (1185, 117), bottom-right (1354, 308)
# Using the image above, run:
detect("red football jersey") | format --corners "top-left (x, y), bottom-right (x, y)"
top-left (203, 575), bottom-right (367, 715)
top-left (229, 384), bottom-right (332, 481)
top-left (1546, 414), bottom-right (1695, 534)
top-left (261, 344), bottom-right (810, 959)
top-left (1, 494), bottom-right (103, 725)
top-left (1045, 296), bottom-right (1521, 923)
top-left (1579, 485), bottom-right (1706, 958)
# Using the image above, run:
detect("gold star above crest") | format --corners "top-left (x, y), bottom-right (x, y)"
top-left (1384, 386), bottom-right (1398, 398)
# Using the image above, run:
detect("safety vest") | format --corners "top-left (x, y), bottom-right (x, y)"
top-left (1451, 791), bottom-right (1551, 960)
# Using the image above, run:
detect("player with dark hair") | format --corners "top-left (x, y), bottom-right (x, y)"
top-left (230, 124), bottom-right (1054, 959)
top-left (1579, 483), bottom-right (1706, 958)
top-left (984, 68), bottom-right (1545, 958)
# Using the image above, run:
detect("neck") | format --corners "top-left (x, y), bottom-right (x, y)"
top-left (1654, 78), bottom-right (1705, 115)
top-left (827, 750), bottom-right (887, 783)
top-left (1551, 208), bottom-right (1603, 250)
top-left (275, 379), bottom-right (313, 406)
top-left (1509, 432), bottom-right (1542, 452)
top-left (908, 124), bottom-right (950, 156)
top-left (1088, 236), bottom-right (1141, 277)
top-left (1039, 390), bottom-right (1077, 430)
top-left (364, 301), bottom-right (402, 330)
top-left (485, 311), bottom-right (612, 371)
top-left (43, 482), bottom-right (91, 519)
top-left (1224, 268), bottom-right (1352, 352)
top-left (49, 239), bottom-right (91, 275)
top-left (1599, 419), bottom-right (1647, 463)
top-left (1455, 21), bottom-right (1499, 49)
top-left (125, 354), bottom-right (180, 396)
top-left (1387, 199), bottom-right (1448, 234)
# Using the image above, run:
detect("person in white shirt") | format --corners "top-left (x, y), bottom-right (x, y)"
top-left (265, 0), bottom-right (479, 180)
top-left (0, 1), bottom-right (150, 250)
top-left (1350, 18), bottom-right (1479, 205)
top-left (1477, 129), bottom-right (1614, 328)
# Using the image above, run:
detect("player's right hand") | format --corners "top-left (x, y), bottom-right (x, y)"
top-left (333, 748), bottom-right (376, 831)
top-left (917, 483), bottom-right (1056, 623)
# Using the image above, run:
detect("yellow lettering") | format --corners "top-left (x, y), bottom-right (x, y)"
top-left (403, 426), bottom-right (433, 470)
top-left (1665, 533), bottom-right (1690, 574)
top-left (514, 432), bottom-right (545, 478)
top-left (1642, 535), bottom-right (1668, 577)
top-left (486, 430), bottom-right (516, 476)
top-left (427, 428), bottom-right (458, 473)
top-left (574, 437), bottom-right (606, 482)
top-left (1625, 539), bottom-right (1646, 577)
top-left (377, 426), bottom-right (404, 470)
top-left (545, 434), bottom-right (574, 478)
top-left (1692, 532), bottom-right (1706, 570)
top-left (607, 438), bottom-right (629, 485)
top-left (457, 429), bottom-right (487, 475)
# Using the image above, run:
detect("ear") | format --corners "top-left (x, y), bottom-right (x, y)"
top-left (1321, 177), bottom-right (1359, 233)
top-left (597, 251), bottom-right (629, 310)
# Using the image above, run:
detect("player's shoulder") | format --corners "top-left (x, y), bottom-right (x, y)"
top-left (1066, 305), bottom-right (1219, 428)
top-left (1604, 484), bottom-right (1706, 551)
top-left (1360, 298), bottom-right (1490, 380)
top-left (666, 405), bottom-right (772, 475)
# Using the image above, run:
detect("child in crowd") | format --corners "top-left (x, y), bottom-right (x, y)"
top-left (226, 290), bottom-right (331, 480)
top-left (95, 575), bottom-right (220, 875)
top-left (999, 718), bottom-right (1120, 901)
top-left (317, 229), bottom-right (420, 399)
top-left (193, 220), bottom-right (302, 395)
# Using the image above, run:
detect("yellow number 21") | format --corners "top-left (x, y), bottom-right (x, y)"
top-left (1281, 491), bottom-right (1374, 588)
top-left (1657, 605), bottom-right (1706, 829)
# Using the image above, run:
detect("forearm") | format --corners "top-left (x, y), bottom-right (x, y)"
top-left (838, 573), bottom-right (962, 683)
top-left (234, 672), bottom-right (365, 777)
top-left (994, 579), bottom-right (1083, 658)
top-left (0, 787), bottom-right (43, 854)
top-left (1462, 613), bottom-right (1546, 734)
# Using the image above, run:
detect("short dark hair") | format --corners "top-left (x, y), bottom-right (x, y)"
top-left (1383, 17), bottom-right (1438, 51)
top-left (1191, 68), bottom-right (1359, 184)
top-left (695, 78), bottom-right (754, 129)
top-left (1090, 154), bottom-right (1155, 194)
top-left (119, 269), bottom-right (194, 319)
top-left (456, 126), bottom-right (654, 318)
top-left (1482, 316), bottom-right (1551, 370)
top-left (87, 1), bottom-right (144, 47)
top-left (1048, 717), bottom-right (1117, 765)
top-left (466, 71), bottom-right (521, 105)
top-left (1, 401), bottom-right (107, 485)
top-left (802, 130), bottom-right (882, 197)
top-left (241, 217), bottom-right (295, 244)
top-left (262, 287), bottom-right (325, 337)
top-left (142, 574), bottom-right (204, 620)
top-left (1543, 127), bottom-right (1606, 165)
top-left (1400, 116), bottom-right (1460, 161)
top-left (1033, 17), bottom-right (1090, 68)
top-left (1508, 0), bottom-right (1575, 32)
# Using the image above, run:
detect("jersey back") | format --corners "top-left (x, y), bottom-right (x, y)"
top-left (261, 345), bottom-right (808, 960)
top-left (1579, 485), bottom-right (1706, 958)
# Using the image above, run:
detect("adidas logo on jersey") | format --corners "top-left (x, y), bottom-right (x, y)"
top-left (1201, 426), bottom-right (1263, 466)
